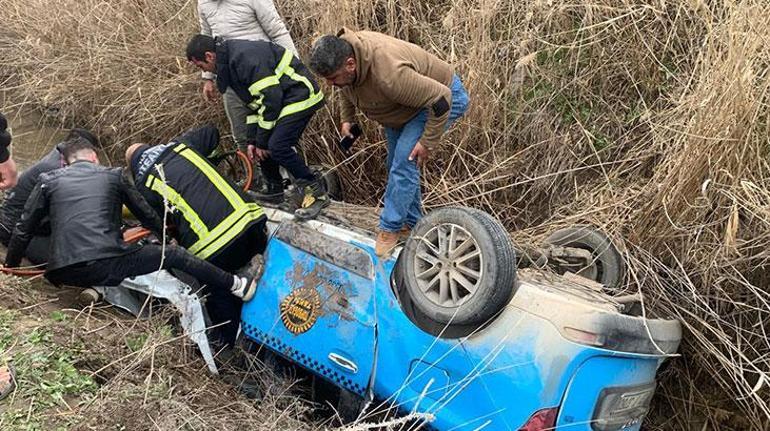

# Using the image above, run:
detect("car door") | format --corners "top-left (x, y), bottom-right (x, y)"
top-left (241, 222), bottom-right (376, 397)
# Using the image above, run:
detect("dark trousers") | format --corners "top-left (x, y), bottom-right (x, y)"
top-left (203, 220), bottom-right (268, 344)
top-left (46, 244), bottom-right (238, 343)
top-left (259, 112), bottom-right (315, 183)
top-left (209, 219), bottom-right (268, 272)
top-left (0, 229), bottom-right (50, 266)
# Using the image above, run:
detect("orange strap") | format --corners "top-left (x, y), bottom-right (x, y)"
top-left (236, 150), bottom-right (253, 191)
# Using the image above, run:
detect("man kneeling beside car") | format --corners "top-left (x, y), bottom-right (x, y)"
top-left (2, 138), bottom-right (262, 333)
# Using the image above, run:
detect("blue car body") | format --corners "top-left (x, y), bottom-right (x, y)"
top-left (241, 211), bottom-right (681, 430)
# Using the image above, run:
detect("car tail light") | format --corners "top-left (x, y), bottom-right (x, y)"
top-left (518, 407), bottom-right (558, 431)
top-left (562, 326), bottom-right (606, 347)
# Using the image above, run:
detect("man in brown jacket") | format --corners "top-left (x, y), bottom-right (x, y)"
top-left (309, 29), bottom-right (469, 257)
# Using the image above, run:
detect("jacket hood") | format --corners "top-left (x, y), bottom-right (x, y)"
top-left (338, 28), bottom-right (371, 87)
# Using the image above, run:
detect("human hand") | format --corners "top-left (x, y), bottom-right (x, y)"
top-left (247, 145), bottom-right (270, 162)
top-left (340, 122), bottom-right (353, 138)
top-left (253, 148), bottom-right (270, 162)
top-left (202, 80), bottom-right (218, 102)
top-left (0, 158), bottom-right (18, 190)
top-left (408, 142), bottom-right (430, 167)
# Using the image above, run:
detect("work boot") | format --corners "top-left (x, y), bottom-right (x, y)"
top-left (248, 180), bottom-right (284, 204)
top-left (294, 177), bottom-right (330, 221)
top-left (375, 230), bottom-right (400, 257)
top-left (400, 225), bottom-right (412, 242)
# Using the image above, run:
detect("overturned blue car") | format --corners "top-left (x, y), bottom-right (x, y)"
top-left (241, 206), bottom-right (681, 430)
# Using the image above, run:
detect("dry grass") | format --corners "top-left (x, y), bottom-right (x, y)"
top-left (1, 0), bottom-right (770, 429)
top-left (0, 274), bottom-right (320, 430)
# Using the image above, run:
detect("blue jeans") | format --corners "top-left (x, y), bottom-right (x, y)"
top-left (380, 74), bottom-right (469, 232)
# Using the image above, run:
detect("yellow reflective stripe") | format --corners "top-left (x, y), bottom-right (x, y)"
top-left (274, 50), bottom-right (293, 76)
top-left (248, 75), bottom-right (280, 96)
top-left (278, 90), bottom-right (324, 119)
top-left (145, 174), bottom-right (209, 241)
top-left (257, 118), bottom-right (276, 130)
top-left (247, 50), bottom-right (293, 97)
top-left (255, 94), bottom-right (275, 129)
top-left (173, 144), bottom-right (243, 208)
top-left (190, 203), bottom-right (265, 258)
top-left (278, 65), bottom-right (324, 119)
top-left (287, 66), bottom-right (314, 94)
top-left (244, 50), bottom-right (322, 131)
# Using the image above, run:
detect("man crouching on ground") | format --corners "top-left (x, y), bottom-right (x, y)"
top-left (3, 137), bottom-right (260, 308)
top-left (125, 124), bottom-right (268, 346)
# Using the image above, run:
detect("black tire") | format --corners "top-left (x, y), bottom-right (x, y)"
top-left (214, 151), bottom-right (252, 191)
top-left (543, 225), bottom-right (625, 290)
top-left (399, 207), bottom-right (517, 326)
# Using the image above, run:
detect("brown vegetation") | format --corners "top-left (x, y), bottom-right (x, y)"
top-left (1, 0), bottom-right (770, 429)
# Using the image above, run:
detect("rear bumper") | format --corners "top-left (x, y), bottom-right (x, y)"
top-left (512, 275), bottom-right (682, 355)
top-left (556, 355), bottom-right (661, 430)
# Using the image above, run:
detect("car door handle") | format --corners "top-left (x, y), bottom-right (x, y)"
top-left (328, 353), bottom-right (358, 374)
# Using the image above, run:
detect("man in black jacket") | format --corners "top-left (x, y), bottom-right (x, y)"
top-left (186, 34), bottom-right (329, 220)
top-left (0, 128), bottom-right (98, 265)
top-left (3, 138), bottom-right (258, 304)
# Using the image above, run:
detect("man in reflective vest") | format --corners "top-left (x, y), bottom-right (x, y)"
top-left (125, 124), bottom-right (267, 346)
top-left (186, 34), bottom-right (329, 220)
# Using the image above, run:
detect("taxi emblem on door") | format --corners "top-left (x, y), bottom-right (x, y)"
top-left (280, 286), bottom-right (322, 334)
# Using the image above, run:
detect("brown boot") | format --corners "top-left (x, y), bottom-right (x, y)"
top-left (399, 225), bottom-right (412, 242)
top-left (375, 230), bottom-right (400, 257)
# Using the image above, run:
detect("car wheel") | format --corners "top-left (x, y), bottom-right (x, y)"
top-left (399, 207), bottom-right (517, 326)
top-left (543, 225), bottom-right (626, 290)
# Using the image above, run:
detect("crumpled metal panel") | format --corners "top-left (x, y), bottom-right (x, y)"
top-left (96, 270), bottom-right (218, 374)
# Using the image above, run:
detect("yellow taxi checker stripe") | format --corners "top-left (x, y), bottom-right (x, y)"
top-left (190, 203), bottom-right (265, 259)
top-left (173, 144), bottom-right (243, 208)
top-left (145, 174), bottom-right (209, 241)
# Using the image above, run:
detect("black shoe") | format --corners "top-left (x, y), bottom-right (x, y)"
top-left (294, 177), bottom-right (330, 220)
top-left (248, 180), bottom-right (284, 204)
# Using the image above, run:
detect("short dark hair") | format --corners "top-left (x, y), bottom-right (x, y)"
top-left (186, 34), bottom-right (215, 62)
top-left (66, 128), bottom-right (99, 147)
top-left (308, 35), bottom-right (354, 76)
top-left (60, 137), bottom-right (96, 164)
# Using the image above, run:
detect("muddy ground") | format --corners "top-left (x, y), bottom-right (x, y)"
top-left (0, 271), bottom-right (329, 430)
